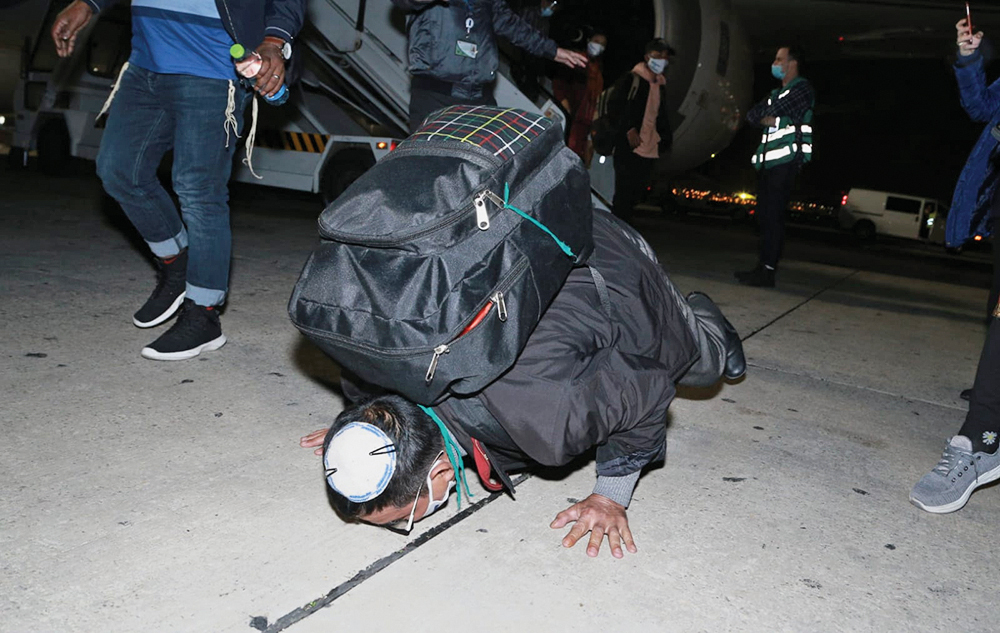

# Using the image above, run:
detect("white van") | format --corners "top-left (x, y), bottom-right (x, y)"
top-left (838, 188), bottom-right (946, 243)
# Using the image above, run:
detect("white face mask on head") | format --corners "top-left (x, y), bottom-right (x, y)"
top-left (647, 57), bottom-right (668, 74)
top-left (587, 41), bottom-right (605, 57)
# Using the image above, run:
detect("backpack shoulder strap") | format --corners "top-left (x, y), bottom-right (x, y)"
top-left (588, 265), bottom-right (612, 318)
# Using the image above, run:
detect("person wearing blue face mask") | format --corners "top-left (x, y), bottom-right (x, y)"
top-left (607, 38), bottom-right (675, 224)
top-left (736, 45), bottom-right (815, 288)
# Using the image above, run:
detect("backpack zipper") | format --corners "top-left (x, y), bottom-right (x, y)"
top-left (424, 257), bottom-right (527, 383)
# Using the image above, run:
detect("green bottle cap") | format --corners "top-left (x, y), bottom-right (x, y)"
top-left (230, 43), bottom-right (245, 59)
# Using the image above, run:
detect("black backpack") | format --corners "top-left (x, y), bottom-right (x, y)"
top-left (288, 105), bottom-right (594, 404)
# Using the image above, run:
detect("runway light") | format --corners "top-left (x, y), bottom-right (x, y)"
top-left (710, 153), bottom-right (716, 158)
top-left (376, 141), bottom-right (388, 150)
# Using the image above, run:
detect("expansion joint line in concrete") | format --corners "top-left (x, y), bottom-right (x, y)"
top-left (741, 269), bottom-right (860, 342)
top-left (259, 473), bottom-right (532, 633)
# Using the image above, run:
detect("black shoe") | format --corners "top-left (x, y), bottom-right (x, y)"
top-left (961, 388), bottom-right (973, 401)
top-left (141, 299), bottom-right (226, 361)
top-left (133, 249), bottom-right (187, 328)
top-left (722, 317), bottom-right (747, 380)
top-left (738, 266), bottom-right (775, 288)
top-left (686, 292), bottom-right (747, 381)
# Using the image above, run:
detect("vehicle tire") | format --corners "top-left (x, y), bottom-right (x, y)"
top-left (37, 119), bottom-right (70, 176)
top-left (853, 220), bottom-right (876, 243)
top-left (319, 148), bottom-right (376, 207)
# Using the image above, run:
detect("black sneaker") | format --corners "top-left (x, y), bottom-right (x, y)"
top-left (133, 250), bottom-right (188, 328)
top-left (140, 299), bottom-right (226, 361)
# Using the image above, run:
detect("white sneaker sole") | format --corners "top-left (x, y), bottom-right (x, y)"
top-left (133, 292), bottom-right (187, 328)
top-left (909, 461), bottom-right (1000, 514)
top-left (141, 334), bottom-right (227, 361)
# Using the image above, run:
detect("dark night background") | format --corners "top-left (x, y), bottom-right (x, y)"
top-left (5, 0), bottom-right (1000, 207)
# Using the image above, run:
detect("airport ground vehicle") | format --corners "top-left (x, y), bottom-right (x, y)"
top-left (838, 188), bottom-right (947, 243)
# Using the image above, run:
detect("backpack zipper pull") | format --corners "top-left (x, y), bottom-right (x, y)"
top-left (425, 344), bottom-right (450, 383)
top-left (492, 292), bottom-right (507, 322)
top-left (474, 193), bottom-right (490, 231)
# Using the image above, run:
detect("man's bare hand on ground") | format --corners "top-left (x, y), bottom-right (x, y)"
top-left (555, 48), bottom-right (588, 69)
top-left (300, 428), bottom-right (328, 456)
top-left (51, 0), bottom-right (94, 58)
top-left (957, 18), bottom-right (983, 56)
top-left (550, 494), bottom-right (638, 558)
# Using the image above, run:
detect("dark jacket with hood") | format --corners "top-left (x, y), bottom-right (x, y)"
top-left (609, 68), bottom-right (673, 156)
top-left (345, 212), bottom-right (700, 495)
top-left (390, 0), bottom-right (558, 88)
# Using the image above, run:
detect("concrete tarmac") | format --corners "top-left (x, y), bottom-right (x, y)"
top-left (2, 166), bottom-right (997, 633)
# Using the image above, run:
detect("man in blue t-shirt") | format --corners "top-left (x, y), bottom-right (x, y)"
top-left (52, 0), bottom-right (304, 360)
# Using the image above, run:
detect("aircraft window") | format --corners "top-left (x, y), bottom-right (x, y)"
top-left (717, 21), bottom-right (730, 77)
top-left (885, 196), bottom-right (921, 215)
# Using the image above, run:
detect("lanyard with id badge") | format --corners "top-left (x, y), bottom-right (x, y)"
top-left (455, 0), bottom-right (478, 59)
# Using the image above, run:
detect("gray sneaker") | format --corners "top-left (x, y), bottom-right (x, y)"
top-left (910, 436), bottom-right (1000, 514)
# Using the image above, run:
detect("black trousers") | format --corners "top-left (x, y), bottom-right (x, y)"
top-left (755, 161), bottom-right (799, 269)
top-left (408, 77), bottom-right (496, 133)
top-left (612, 150), bottom-right (656, 224)
top-left (959, 316), bottom-right (1000, 453)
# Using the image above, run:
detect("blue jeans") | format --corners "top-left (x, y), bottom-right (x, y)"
top-left (96, 64), bottom-right (249, 306)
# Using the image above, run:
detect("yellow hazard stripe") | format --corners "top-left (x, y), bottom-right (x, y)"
top-left (254, 131), bottom-right (331, 153)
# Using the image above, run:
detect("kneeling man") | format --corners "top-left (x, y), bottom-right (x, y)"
top-left (301, 212), bottom-right (745, 558)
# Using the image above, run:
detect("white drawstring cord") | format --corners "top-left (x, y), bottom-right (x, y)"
top-left (242, 94), bottom-right (262, 179)
top-left (224, 80), bottom-right (239, 147)
top-left (97, 61), bottom-right (129, 119)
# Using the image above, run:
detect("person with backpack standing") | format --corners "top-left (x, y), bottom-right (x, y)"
top-left (391, 0), bottom-right (587, 132)
top-left (608, 38), bottom-right (674, 224)
top-left (735, 45), bottom-right (814, 288)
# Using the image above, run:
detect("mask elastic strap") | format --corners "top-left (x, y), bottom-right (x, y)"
top-left (418, 405), bottom-right (474, 510)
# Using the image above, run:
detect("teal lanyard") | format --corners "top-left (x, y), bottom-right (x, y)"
top-left (418, 404), bottom-right (474, 510)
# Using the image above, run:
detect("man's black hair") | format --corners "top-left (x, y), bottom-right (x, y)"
top-left (645, 37), bottom-right (675, 56)
top-left (323, 394), bottom-right (444, 519)
top-left (782, 44), bottom-right (806, 70)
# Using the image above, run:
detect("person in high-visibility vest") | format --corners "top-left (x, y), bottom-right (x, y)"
top-left (735, 45), bottom-right (814, 288)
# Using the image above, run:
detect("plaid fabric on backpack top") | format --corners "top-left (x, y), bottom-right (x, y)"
top-left (289, 106), bottom-right (594, 404)
top-left (404, 105), bottom-right (550, 161)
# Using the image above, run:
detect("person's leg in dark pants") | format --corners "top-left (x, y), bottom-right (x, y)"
top-left (911, 316), bottom-right (1000, 513)
top-left (612, 150), bottom-right (654, 224)
top-left (960, 313), bottom-right (1000, 449)
top-left (758, 162), bottom-right (796, 270)
top-left (736, 162), bottom-right (797, 287)
top-left (96, 65), bottom-right (187, 328)
top-left (408, 81), bottom-right (496, 133)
